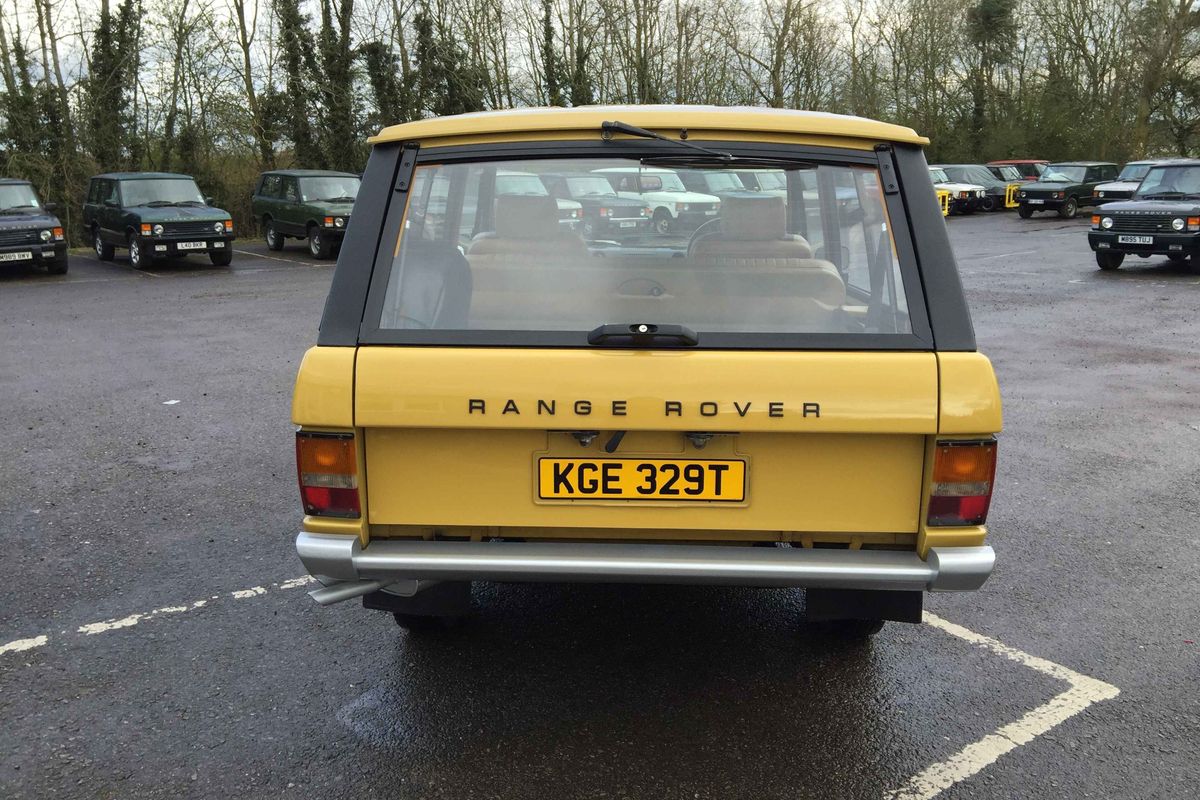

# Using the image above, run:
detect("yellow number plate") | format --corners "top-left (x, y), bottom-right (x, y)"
top-left (537, 458), bottom-right (746, 502)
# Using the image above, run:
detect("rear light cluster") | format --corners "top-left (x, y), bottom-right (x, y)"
top-left (927, 439), bottom-right (997, 527)
top-left (296, 431), bottom-right (360, 518)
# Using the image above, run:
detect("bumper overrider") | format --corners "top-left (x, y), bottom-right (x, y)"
top-left (295, 531), bottom-right (995, 605)
top-left (0, 242), bottom-right (67, 264)
top-left (1088, 230), bottom-right (1200, 255)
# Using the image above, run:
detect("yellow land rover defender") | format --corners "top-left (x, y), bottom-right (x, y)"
top-left (292, 106), bottom-right (1001, 636)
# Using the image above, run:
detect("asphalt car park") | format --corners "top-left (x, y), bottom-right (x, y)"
top-left (1, 217), bottom-right (1197, 798)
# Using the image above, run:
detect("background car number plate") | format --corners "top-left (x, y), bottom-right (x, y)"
top-left (538, 458), bottom-right (745, 501)
top-left (177, 241), bottom-right (207, 250)
top-left (0, 251), bottom-right (33, 262)
top-left (1027, 199), bottom-right (1044, 204)
top-left (619, 221), bottom-right (637, 228)
top-left (1118, 235), bottom-right (1153, 244)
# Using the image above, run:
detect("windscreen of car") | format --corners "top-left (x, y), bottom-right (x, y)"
top-left (120, 179), bottom-right (206, 207)
top-left (996, 166), bottom-right (1022, 181)
top-left (0, 184), bottom-right (41, 212)
top-left (496, 175), bottom-right (549, 195)
top-left (1039, 165), bottom-right (1086, 182)
top-left (373, 158), bottom-right (914, 342)
top-left (951, 165), bottom-right (998, 186)
top-left (1117, 163), bottom-right (1154, 182)
top-left (747, 170), bottom-right (786, 191)
top-left (299, 176), bottom-right (360, 203)
top-left (566, 177), bottom-right (619, 196)
top-left (703, 172), bottom-right (746, 191)
top-left (1134, 165), bottom-right (1200, 198)
top-left (929, 168), bottom-right (950, 183)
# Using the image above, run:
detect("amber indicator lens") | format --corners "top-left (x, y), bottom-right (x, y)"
top-left (932, 441), bottom-right (996, 484)
top-left (296, 431), bottom-right (359, 518)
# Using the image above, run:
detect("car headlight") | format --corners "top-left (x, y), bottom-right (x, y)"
top-left (152, 224), bottom-right (164, 236)
top-left (1101, 217), bottom-right (1113, 229)
top-left (213, 221), bottom-right (224, 234)
top-left (334, 217), bottom-right (345, 228)
top-left (1019, 191), bottom-right (1026, 198)
top-left (39, 229), bottom-right (53, 242)
top-left (1098, 191), bottom-right (1105, 197)
top-left (1173, 217), bottom-right (1186, 231)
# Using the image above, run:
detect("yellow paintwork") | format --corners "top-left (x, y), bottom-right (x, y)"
top-left (291, 346), bottom-right (356, 427)
top-left (369, 105), bottom-right (929, 149)
top-left (355, 348), bottom-right (939, 434)
top-left (936, 189), bottom-right (951, 217)
top-left (937, 353), bottom-right (1003, 434)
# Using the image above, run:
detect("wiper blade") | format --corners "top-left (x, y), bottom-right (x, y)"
top-left (588, 323), bottom-right (698, 347)
top-left (602, 120), bottom-right (733, 161)
top-left (0, 205), bottom-right (36, 213)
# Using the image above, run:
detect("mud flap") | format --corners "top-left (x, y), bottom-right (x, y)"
top-left (805, 588), bottom-right (923, 624)
top-left (362, 581), bottom-right (473, 618)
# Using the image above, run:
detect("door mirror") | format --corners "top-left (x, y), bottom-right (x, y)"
top-left (43, 202), bottom-right (58, 212)
top-left (205, 196), bottom-right (214, 206)
top-left (104, 199), bottom-right (119, 208)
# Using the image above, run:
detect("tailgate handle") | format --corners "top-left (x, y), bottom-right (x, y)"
top-left (588, 323), bottom-right (698, 347)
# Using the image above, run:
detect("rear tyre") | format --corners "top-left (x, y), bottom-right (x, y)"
top-left (392, 613), bottom-right (460, 633)
top-left (1058, 196), bottom-right (1079, 219)
top-left (209, 248), bottom-right (233, 267)
top-left (1096, 251), bottom-right (1124, 270)
top-left (309, 226), bottom-right (332, 259)
top-left (264, 218), bottom-right (284, 251)
top-left (980, 196), bottom-right (997, 212)
top-left (817, 619), bottom-right (886, 639)
top-left (1017, 204), bottom-right (1034, 219)
top-left (94, 228), bottom-right (114, 261)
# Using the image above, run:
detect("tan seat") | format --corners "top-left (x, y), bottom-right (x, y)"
top-left (690, 194), bottom-right (813, 259)
top-left (467, 194), bottom-right (586, 255)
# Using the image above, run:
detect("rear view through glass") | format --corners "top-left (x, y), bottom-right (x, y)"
top-left (374, 158), bottom-right (912, 342)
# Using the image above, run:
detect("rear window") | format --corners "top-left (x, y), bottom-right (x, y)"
top-left (372, 156), bottom-right (916, 345)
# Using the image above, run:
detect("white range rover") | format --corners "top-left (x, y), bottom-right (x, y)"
top-left (928, 166), bottom-right (985, 215)
top-left (593, 166), bottom-right (721, 234)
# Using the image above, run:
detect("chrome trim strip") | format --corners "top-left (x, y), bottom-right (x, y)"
top-left (296, 533), bottom-right (994, 600)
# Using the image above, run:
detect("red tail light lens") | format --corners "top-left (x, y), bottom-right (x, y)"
top-left (296, 431), bottom-right (360, 518)
top-left (927, 439), bottom-right (997, 527)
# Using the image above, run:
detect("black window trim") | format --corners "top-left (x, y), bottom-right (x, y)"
top-left (354, 138), bottom-right (936, 352)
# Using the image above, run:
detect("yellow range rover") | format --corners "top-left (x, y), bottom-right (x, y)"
top-left (292, 106), bottom-right (1001, 637)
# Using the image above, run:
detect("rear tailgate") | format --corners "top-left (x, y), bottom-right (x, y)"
top-left (355, 347), bottom-right (937, 538)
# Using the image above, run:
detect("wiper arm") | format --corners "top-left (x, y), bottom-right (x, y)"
top-left (588, 323), bottom-right (698, 347)
top-left (602, 120), bottom-right (733, 161)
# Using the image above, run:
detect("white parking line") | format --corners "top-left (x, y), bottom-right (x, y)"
top-left (884, 612), bottom-right (1120, 799)
top-left (0, 575), bottom-right (313, 655)
top-left (232, 248), bottom-right (319, 267)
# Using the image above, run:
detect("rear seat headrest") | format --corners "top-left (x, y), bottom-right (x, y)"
top-left (720, 194), bottom-right (786, 240)
top-left (495, 194), bottom-right (559, 239)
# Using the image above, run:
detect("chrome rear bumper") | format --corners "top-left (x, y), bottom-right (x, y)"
top-left (296, 532), bottom-right (994, 603)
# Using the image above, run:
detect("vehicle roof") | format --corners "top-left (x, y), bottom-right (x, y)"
top-left (369, 105), bottom-right (929, 147)
top-left (933, 164), bottom-right (994, 170)
top-left (261, 169), bottom-right (359, 178)
top-left (0, 177), bottom-right (33, 186)
top-left (1046, 161), bottom-right (1117, 167)
top-left (1142, 158), bottom-right (1200, 166)
top-left (986, 158), bottom-right (1048, 164)
top-left (91, 172), bottom-right (196, 181)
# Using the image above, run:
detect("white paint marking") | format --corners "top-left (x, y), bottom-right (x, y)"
top-left (884, 612), bottom-right (1120, 799)
top-left (231, 586), bottom-right (267, 599)
top-left (971, 249), bottom-right (1037, 262)
top-left (0, 635), bottom-right (48, 655)
top-left (162, 399), bottom-right (181, 405)
top-left (279, 576), bottom-right (314, 590)
top-left (232, 248), bottom-right (319, 267)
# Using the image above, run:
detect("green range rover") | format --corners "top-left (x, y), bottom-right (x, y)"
top-left (251, 170), bottom-right (361, 259)
top-left (82, 172), bottom-right (234, 268)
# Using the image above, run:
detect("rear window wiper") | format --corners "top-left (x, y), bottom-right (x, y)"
top-left (588, 323), bottom-right (698, 347)
top-left (602, 120), bottom-right (734, 161)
